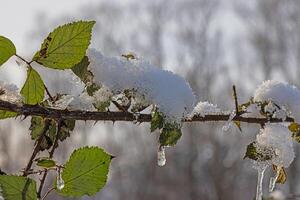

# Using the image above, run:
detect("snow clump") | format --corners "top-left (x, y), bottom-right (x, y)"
top-left (87, 48), bottom-right (195, 123)
top-left (255, 124), bottom-right (294, 168)
top-left (190, 101), bottom-right (221, 117)
top-left (0, 81), bottom-right (21, 103)
top-left (254, 80), bottom-right (300, 121)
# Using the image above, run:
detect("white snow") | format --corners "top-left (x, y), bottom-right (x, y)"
top-left (190, 101), bottom-right (221, 117)
top-left (87, 48), bottom-right (195, 123)
top-left (0, 81), bottom-right (21, 103)
top-left (256, 124), bottom-right (294, 168)
top-left (254, 80), bottom-right (300, 121)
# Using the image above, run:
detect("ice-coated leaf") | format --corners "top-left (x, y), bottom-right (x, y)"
top-left (56, 146), bottom-right (113, 197)
top-left (244, 142), bottom-right (272, 161)
top-left (0, 36), bottom-right (16, 66)
top-left (33, 21), bottom-right (95, 69)
top-left (0, 110), bottom-right (17, 119)
top-left (159, 124), bottom-right (182, 146)
top-left (288, 122), bottom-right (300, 143)
top-left (21, 67), bottom-right (45, 105)
top-left (0, 175), bottom-right (37, 200)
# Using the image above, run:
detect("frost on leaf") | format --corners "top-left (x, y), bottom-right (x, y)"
top-left (245, 124), bottom-right (295, 168)
top-left (254, 80), bottom-right (300, 121)
top-left (87, 48), bottom-right (195, 123)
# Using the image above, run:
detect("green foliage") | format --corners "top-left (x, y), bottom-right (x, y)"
top-left (0, 175), bottom-right (37, 200)
top-left (0, 36), bottom-right (16, 66)
top-left (159, 123), bottom-right (182, 146)
top-left (30, 117), bottom-right (75, 151)
top-left (35, 157), bottom-right (56, 168)
top-left (56, 146), bottom-right (113, 197)
top-left (33, 21), bottom-right (95, 69)
top-left (21, 67), bottom-right (45, 105)
top-left (71, 56), bottom-right (92, 83)
top-left (0, 110), bottom-right (17, 119)
top-left (244, 142), bottom-right (272, 161)
top-left (151, 110), bottom-right (164, 132)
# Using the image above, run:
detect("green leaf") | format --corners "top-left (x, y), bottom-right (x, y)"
top-left (33, 21), bottom-right (95, 69)
top-left (36, 157), bottom-right (56, 168)
top-left (56, 146), bottom-right (113, 197)
top-left (21, 67), bottom-right (45, 105)
top-left (150, 110), bottom-right (164, 132)
top-left (0, 110), bottom-right (17, 119)
top-left (30, 117), bottom-right (75, 150)
top-left (0, 175), bottom-right (37, 200)
top-left (71, 56), bottom-right (91, 82)
top-left (0, 36), bottom-right (16, 66)
top-left (159, 124), bottom-right (182, 146)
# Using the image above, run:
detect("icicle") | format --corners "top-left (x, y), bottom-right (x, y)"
top-left (256, 164), bottom-right (268, 200)
top-left (157, 145), bottom-right (166, 167)
top-left (57, 167), bottom-right (65, 190)
top-left (269, 167), bottom-right (281, 192)
top-left (222, 110), bottom-right (235, 132)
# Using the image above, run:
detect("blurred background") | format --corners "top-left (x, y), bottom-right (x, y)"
top-left (1, 0), bottom-right (300, 199)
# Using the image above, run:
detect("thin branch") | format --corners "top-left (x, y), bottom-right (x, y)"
top-left (232, 85), bottom-right (239, 115)
top-left (15, 54), bottom-right (31, 66)
top-left (0, 100), bottom-right (294, 124)
top-left (44, 84), bottom-right (54, 102)
top-left (23, 120), bottom-right (50, 176)
top-left (37, 120), bottom-right (62, 198)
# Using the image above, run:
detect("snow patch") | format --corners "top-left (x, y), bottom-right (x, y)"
top-left (87, 48), bottom-right (195, 122)
top-left (190, 101), bottom-right (221, 117)
top-left (0, 81), bottom-right (21, 103)
top-left (256, 124), bottom-right (294, 168)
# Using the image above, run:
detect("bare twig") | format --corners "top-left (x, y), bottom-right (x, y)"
top-left (23, 120), bottom-right (51, 176)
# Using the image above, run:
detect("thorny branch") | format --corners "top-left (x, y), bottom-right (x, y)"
top-left (0, 100), bottom-right (294, 124)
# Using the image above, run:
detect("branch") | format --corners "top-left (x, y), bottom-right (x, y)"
top-left (23, 120), bottom-right (50, 176)
top-left (0, 100), bottom-right (294, 124)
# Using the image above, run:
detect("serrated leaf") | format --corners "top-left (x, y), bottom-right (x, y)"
top-left (21, 67), bottom-right (45, 105)
top-left (33, 21), bottom-right (95, 69)
top-left (159, 124), bottom-right (182, 146)
top-left (150, 110), bottom-right (164, 132)
top-left (0, 110), bottom-right (17, 119)
top-left (0, 175), bottom-right (37, 200)
top-left (36, 158), bottom-right (56, 168)
top-left (0, 36), bottom-right (16, 66)
top-left (56, 146), bottom-right (113, 197)
top-left (71, 56), bottom-right (92, 82)
top-left (30, 117), bottom-right (75, 150)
